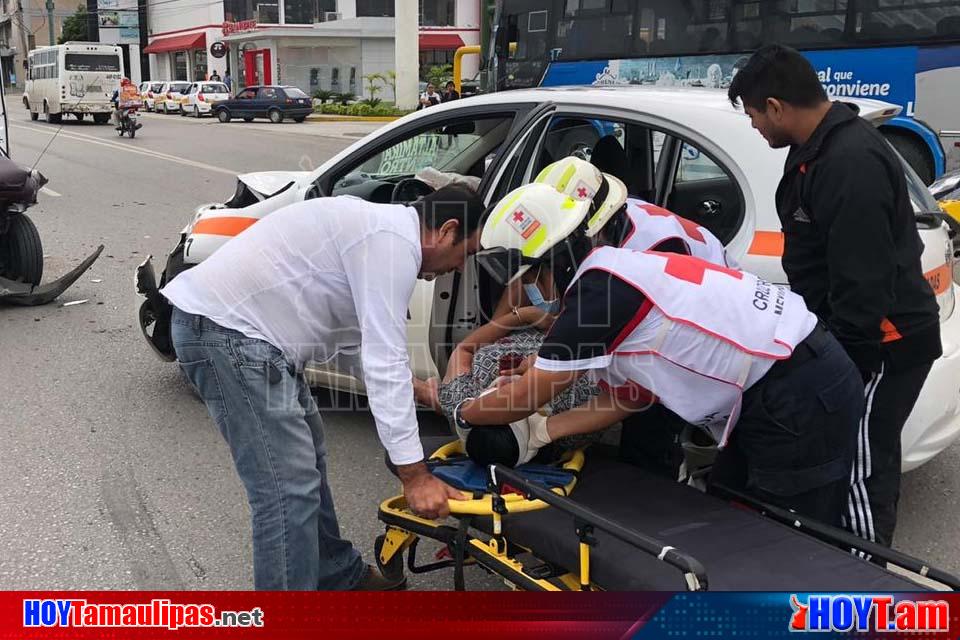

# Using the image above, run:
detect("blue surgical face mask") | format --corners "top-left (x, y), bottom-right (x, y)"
top-left (523, 283), bottom-right (561, 314)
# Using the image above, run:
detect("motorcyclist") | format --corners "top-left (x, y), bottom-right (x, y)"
top-left (111, 78), bottom-right (139, 129)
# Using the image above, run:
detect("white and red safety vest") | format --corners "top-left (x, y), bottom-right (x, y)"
top-left (570, 246), bottom-right (816, 446)
top-left (620, 198), bottom-right (734, 267)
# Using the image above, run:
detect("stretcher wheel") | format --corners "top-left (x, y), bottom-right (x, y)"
top-left (374, 534), bottom-right (405, 582)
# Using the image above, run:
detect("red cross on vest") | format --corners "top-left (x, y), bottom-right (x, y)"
top-left (577, 186), bottom-right (589, 198)
top-left (659, 251), bottom-right (742, 285)
top-left (643, 204), bottom-right (705, 242)
top-left (513, 210), bottom-right (525, 222)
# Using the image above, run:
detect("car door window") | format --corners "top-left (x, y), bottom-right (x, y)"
top-left (237, 88), bottom-right (257, 100)
top-left (258, 88), bottom-right (278, 100)
top-left (328, 115), bottom-right (516, 202)
top-left (526, 116), bottom-right (657, 201)
top-left (663, 138), bottom-right (744, 244)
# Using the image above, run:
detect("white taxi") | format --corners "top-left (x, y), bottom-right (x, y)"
top-left (179, 82), bottom-right (231, 118)
top-left (136, 86), bottom-right (960, 471)
top-left (156, 81), bottom-right (191, 114)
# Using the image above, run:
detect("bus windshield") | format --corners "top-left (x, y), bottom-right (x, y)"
top-left (64, 54), bottom-right (121, 73)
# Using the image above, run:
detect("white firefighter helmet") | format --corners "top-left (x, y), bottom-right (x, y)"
top-left (533, 155), bottom-right (628, 237)
top-left (477, 183), bottom-right (591, 285)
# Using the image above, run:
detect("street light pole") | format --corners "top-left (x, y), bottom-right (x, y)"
top-left (46, 0), bottom-right (55, 44)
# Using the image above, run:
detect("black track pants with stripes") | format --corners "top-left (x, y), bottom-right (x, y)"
top-left (845, 361), bottom-right (933, 547)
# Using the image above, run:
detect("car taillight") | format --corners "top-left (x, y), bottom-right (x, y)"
top-left (198, 93), bottom-right (205, 102)
top-left (147, 91), bottom-right (153, 97)
top-left (167, 93), bottom-right (173, 99)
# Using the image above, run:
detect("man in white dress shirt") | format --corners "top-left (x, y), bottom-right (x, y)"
top-left (161, 186), bottom-right (484, 590)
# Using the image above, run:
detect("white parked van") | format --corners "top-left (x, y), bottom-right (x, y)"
top-left (23, 42), bottom-right (123, 124)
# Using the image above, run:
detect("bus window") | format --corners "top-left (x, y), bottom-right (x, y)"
top-left (854, 1), bottom-right (960, 42)
top-left (64, 54), bottom-right (120, 72)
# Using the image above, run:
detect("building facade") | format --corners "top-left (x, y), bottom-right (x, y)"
top-left (1, 0), bottom-right (77, 88)
top-left (143, 0), bottom-right (481, 95)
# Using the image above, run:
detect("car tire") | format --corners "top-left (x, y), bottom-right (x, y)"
top-left (93, 113), bottom-right (110, 124)
top-left (48, 112), bottom-right (62, 124)
top-left (29, 110), bottom-right (38, 121)
top-left (293, 116), bottom-right (306, 123)
top-left (217, 109), bottom-right (231, 123)
top-left (268, 109), bottom-right (283, 124)
top-left (0, 213), bottom-right (43, 286)
top-left (884, 130), bottom-right (935, 186)
top-left (194, 106), bottom-right (200, 118)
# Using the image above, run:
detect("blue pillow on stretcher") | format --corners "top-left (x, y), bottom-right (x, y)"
top-left (427, 455), bottom-right (575, 494)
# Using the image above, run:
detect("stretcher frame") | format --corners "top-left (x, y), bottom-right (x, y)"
top-left (376, 442), bottom-right (960, 592)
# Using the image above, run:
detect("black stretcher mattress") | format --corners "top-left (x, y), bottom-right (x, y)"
top-left (486, 448), bottom-right (925, 591)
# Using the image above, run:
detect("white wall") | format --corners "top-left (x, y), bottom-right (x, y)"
top-left (147, 0), bottom-right (224, 36)
top-left (360, 38), bottom-right (395, 98)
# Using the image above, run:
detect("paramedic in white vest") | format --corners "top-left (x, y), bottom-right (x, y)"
top-left (456, 183), bottom-right (865, 527)
top-left (533, 156), bottom-right (733, 478)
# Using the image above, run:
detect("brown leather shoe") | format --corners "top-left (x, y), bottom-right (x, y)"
top-left (351, 564), bottom-right (407, 591)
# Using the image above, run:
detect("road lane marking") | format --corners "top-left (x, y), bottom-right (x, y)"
top-left (11, 123), bottom-right (239, 176)
top-left (40, 186), bottom-right (61, 197)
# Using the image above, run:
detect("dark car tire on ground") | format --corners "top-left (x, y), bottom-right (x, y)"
top-left (48, 112), bottom-right (62, 124)
top-left (93, 113), bottom-right (110, 124)
top-left (194, 106), bottom-right (200, 118)
top-left (268, 109), bottom-right (283, 124)
top-left (217, 109), bottom-right (231, 123)
top-left (29, 110), bottom-right (38, 121)
top-left (293, 116), bottom-right (306, 123)
top-left (242, 116), bottom-right (254, 122)
top-left (0, 214), bottom-right (43, 286)
top-left (884, 130), bottom-right (935, 186)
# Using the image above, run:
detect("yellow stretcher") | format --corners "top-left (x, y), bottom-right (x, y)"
top-left (375, 440), bottom-right (960, 592)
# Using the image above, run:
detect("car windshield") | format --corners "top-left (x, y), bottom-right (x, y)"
top-left (171, 83), bottom-right (190, 92)
top-left (202, 83), bottom-right (227, 93)
top-left (150, 83), bottom-right (164, 91)
top-left (284, 87), bottom-right (309, 98)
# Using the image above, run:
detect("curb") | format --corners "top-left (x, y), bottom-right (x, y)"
top-left (307, 114), bottom-right (400, 123)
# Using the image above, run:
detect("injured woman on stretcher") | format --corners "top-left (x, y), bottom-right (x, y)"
top-left (411, 262), bottom-right (665, 472)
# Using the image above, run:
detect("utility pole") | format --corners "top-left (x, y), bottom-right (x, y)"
top-left (393, 0), bottom-right (418, 110)
top-left (45, 0), bottom-right (55, 44)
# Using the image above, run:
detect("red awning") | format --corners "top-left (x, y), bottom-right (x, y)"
top-left (419, 33), bottom-right (464, 50)
top-left (144, 32), bottom-right (206, 54)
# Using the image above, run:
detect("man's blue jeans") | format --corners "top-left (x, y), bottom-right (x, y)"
top-left (171, 307), bottom-right (365, 590)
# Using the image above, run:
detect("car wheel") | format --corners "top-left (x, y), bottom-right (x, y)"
top-left (194, 106), bottom-right (200, 118)
top-left (93, 113), bottom-right (110, 124)
top-left (29, 110), bottom-right (38, 121)
top-left (217, 109), bottom-right (231, 123)
top-left (884, 130), bottom-right (935, 186)
top-left (48, 112), bottom-right (62, 124)
top-left (268, 109), bottom-right (283, 124)
top-left (0, 213), bottom-right (43, 285)
top-left (293, 115), bottom-right (306, 123)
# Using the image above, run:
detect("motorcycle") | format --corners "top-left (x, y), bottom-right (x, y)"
top-left (0, 156), bottom-right (103, 305)
top-left (117, 106), bottom-right (142, 138)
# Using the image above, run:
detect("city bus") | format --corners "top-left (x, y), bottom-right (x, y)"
top-left (490, 0), bottom-right (960, 183)
top-left (24, 42), bottom-right (124, 125)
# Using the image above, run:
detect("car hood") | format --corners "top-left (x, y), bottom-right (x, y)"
top-left (238, 171), bottom-right (311, 197)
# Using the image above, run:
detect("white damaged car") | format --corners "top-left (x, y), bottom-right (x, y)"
top-left (136, 86), bottom-right (960, 471)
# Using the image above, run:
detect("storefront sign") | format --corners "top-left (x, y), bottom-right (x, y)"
top-left (222, 20), bottom-right (257, 36)
top-left (210, 41), bottom-right (228, 58)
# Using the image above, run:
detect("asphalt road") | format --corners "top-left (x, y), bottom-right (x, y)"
top-left (0, 107), bottom-right (958, 590)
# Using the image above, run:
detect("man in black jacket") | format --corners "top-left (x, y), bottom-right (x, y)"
top-left (728, 44), bottom-right (941, 547)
